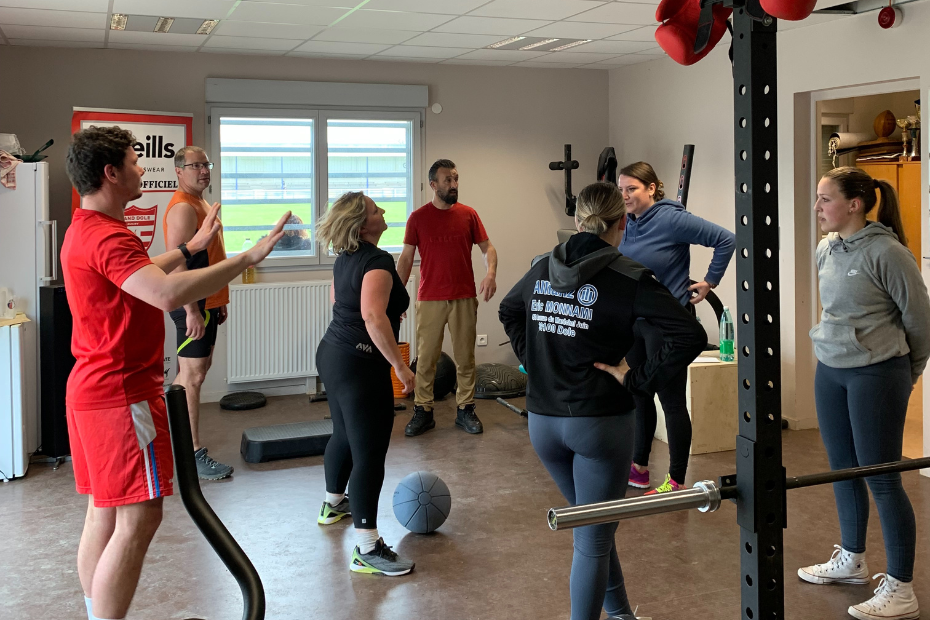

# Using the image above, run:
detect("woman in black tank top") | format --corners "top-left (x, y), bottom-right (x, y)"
top-left (314, 191), bottom-right (416, 577)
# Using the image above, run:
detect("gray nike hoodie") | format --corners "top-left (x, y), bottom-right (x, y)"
top-left (810, 221), bottom-right (930, 383)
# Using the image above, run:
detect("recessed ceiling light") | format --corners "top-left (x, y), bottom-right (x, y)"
top-left (197, 19), bottom-right (219, 35)
top-left (549, 39), bottom-right (591, 51)
top-left (520, 38), bottom-right (560, 50)
top-left (488, 36), bottom-right (526, 49)
top-left (154, 17), bottom-right (175, 33)
top-left (110, 13), bottom-right (128, 30)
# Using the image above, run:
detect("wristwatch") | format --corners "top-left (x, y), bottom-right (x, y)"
top-left (178, 243), bottom-right (192, 260)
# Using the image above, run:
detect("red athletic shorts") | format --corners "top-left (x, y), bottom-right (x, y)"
top-left (67, 396), bottom-right (174, 507)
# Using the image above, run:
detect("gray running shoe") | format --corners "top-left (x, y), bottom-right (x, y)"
top-left (195, 447), bottom-right (234, 481)
top-left (350, 538), bottom-right (415, 576)
top-left (318, 495), bottom-right (351, 525)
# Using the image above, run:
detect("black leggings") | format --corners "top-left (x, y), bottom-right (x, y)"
top-left (626, 319), bottom-right (691, 484)
top-left (316, 340), bottom-right (395, 530)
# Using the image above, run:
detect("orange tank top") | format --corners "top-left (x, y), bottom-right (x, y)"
top-left (162, 190), bottom-right (229, 309)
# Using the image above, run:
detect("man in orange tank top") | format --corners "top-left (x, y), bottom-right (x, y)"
top-left (163, 146), bottom-right (232, 480)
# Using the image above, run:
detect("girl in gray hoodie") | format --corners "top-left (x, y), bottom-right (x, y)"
top-left (798, 166), bottom-right (929, 620)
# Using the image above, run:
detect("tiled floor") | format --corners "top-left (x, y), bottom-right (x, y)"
top-left (2, 394), bottom-right (928, 620)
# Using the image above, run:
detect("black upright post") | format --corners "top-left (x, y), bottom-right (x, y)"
top-left (731, 3), bottom-right (784, 619)
top-left (165, 385), bottom-right (266, 620)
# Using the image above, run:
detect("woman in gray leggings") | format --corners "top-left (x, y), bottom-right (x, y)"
top-left (799, 167), bottom-right (930, 620)
top-left (500, 183), bottom-right (706, 620)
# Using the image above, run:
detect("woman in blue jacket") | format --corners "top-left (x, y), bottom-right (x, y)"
top-left (618, 162), bottom-right (736, 495)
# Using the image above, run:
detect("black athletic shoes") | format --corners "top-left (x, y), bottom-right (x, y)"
top-left (405, 406), bottom-right (436, 437)
top-left (455, 404), bottom-right (483, 434)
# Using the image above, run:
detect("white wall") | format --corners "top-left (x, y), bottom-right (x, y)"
top-left (609, 3), bottom-right (930, 445)
top-left (0, 46), bottom-right (609, 401)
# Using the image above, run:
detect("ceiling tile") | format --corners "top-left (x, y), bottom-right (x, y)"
top-left (123, 15), bottom-right (159, 32)
top-left (168, 17), bottom-right (213, 35)
top-left (401, 32), bottom-right (502, 48)
top-left (293, 40), bottom-right (389, 54)
top-left (512, 61), bottom-right (590, 68)
top-left (375, 45), bottom-right (470, 58)
top-left (370, 55), bottom-right (443, 63)
top-left (593, 55), bottom-right (655, 66)
top-left (522, 21), bottom-right (637, 40)
top-left (108, 30), bottom-right (206, 46)
top-left (213, 20), bottom-right (322, 39)
top-left (566, 2), bottom-right (658, 25)
top-left (204, 34), bottom-right (304, 50)
top-left (453, 48), bottom-right (547, 61)
top-left (112, 0), bottom-right (236, 19)
top-left (0, 0), bottom-right (108, 10)
top-left (107, 43), bottom-right (201, 52)
top-left (1, 24), bottom-right (102, 41)
top-left (470, 0), bottom-right (604, 21)
top-left (240, 0), bottom-right (354, 5)
top-left (228, 3), bottom-right (348, 25)
top-left (442, 59), bottom-right (514, 66)
top-left (0, 7), bottom-right (106, 29)
top-left (607, 25), bottom-right (657, 42)
top-left (8, 37), bottom-right (102, 47)
top-left (529, 51), bottom-right (620, 63)
top-left (432, 16), bottom-right (552, 36)
top-left (561, 39), bottom-right (654, 54)
top-left (335, 10), bottom-right (454, 31)
top-left (312, 27), bottom-right (419, 44)
top-left (200, 46), bottom-right (287, 55)
top-left (286, 51), bottom-right (367, 58)
top-left (363, 0), bottom-right (489, 14)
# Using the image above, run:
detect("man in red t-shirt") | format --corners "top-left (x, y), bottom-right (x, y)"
top-left (397, 159), bottom-right (498, 437)
top-left (63, 126), bottom-right (287, 620)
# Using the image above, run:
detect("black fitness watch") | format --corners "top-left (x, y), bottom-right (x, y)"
top-left (178, 242), bottom-right (192, 260)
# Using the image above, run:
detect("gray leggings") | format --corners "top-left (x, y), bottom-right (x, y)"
top-left (528, 412), bottom-right (635, 620)
top-left (814, 356), bottom-right (916, 582)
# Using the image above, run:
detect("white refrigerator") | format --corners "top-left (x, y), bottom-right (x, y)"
top-left (0, 162), bottom-right (55, 477)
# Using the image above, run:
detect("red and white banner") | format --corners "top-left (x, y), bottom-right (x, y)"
top-left (71, 108), bottom-right (194, 385)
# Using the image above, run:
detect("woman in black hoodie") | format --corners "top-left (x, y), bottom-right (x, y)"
top-left (499, 182), bottom-right (706, 620)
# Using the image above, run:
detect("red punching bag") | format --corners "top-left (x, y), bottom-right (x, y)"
top-left (655, 0), bottom-right (731, 66)
top-left (759, 0), bottom-right (816, 21)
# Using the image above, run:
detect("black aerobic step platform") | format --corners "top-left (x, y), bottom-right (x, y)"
top-left (240, 419), bottom-right (333, 464)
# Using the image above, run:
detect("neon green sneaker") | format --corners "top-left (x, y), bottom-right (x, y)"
top-left (350, 538), bottom-right (415, 577)
top-left (317, 496), bottom-right (351, 525)
top-left (643, 474), bottom-right (683, 496)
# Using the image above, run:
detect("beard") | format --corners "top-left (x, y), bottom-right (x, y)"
top-left (437, 188), bottom-right (458, 204)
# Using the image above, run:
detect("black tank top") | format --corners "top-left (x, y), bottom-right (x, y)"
top-left (322, 242), bottom-right (409, 362)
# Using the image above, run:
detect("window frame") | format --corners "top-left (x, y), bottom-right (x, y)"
top-left (318, 110), bottom-right (421, 266)
top-left (208, 105), bottom-right (423, 270)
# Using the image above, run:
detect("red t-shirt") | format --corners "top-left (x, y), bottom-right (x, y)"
top-left (403, 202), bottom-right (489, 301)
top-left (62, 209), bottom-right (165, 409)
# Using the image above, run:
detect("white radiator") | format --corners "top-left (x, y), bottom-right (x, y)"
top-left (227, 277), bottom-right (417, 383)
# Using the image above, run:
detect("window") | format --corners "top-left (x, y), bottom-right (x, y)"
top-left (211, 108), bottom-right (421, 266)
top-left (325, 117), bottom-right (414, 253)
top-left (220, 117), bottom-right (315, 258)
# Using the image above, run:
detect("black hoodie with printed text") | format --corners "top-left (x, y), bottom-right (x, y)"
top-left (499, 232), bottom-right (707, 417)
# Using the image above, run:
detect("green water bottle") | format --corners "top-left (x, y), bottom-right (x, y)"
top-left (719, 306), bottom-right (735, 362)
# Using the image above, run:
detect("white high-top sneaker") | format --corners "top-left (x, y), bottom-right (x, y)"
top-left (798, 544), bottom-right (870, 585)
top-left (848, 573), bottom-right (919, 620)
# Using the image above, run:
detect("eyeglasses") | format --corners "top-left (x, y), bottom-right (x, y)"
top-left (182, 162), bottom-right (214, 170)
